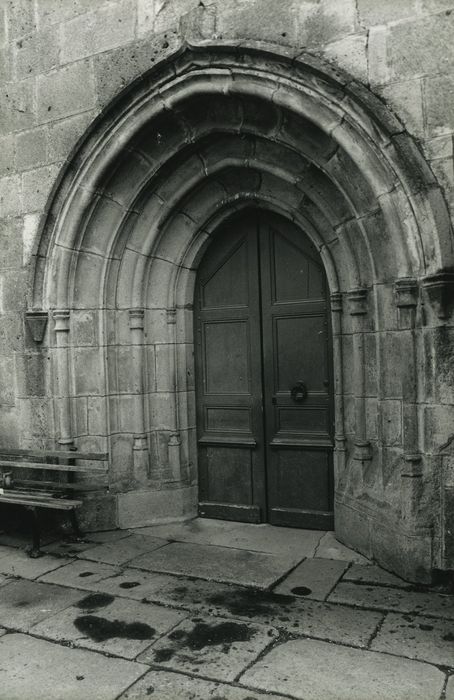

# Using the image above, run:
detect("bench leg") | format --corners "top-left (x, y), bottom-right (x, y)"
top-left (25, 507), bottom-right (42, 558)
top-left (68, 509), bottom-right (84, 542)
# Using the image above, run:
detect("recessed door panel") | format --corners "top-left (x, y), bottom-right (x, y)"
top-left (195, 210), bottom-right (334, 528)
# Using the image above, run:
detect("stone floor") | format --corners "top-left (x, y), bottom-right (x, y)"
top-left (0, 518), bottom-right (453, 699)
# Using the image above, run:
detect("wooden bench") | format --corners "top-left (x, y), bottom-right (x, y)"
top-left (0, 447), bottom-right (109, 557)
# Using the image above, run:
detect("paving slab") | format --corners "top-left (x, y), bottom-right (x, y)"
top-left (79, 534), bottom-right (168, 566)
top-left (0, 633), bottom-right (147, 700)
top-left (121, 669), bottom-right (289, 699)
top-left (274, 557), bottom-right (348, 600)
top-left (43, 540), bottom-right (100, 556)
top-left (0, 579), bottom-right (84, 631)
top-left (31, 592), bottom-right (187, 659)
top-left (129, 541), bottom-right (298, 589)
top-left (39, 558), bottom-right (121, 589)
top-left (343, 563), bottom-right (410, 588)
top-left (0, 549), bottom-right (73, 579)
top-left (446, 675), bottom-right (454, 700)
top-left (371, 611), bottom-right (454, 667)
top-left (133, 519), bottom-right (323, 557)
top-left (138, 614), bottom-right (278, 682)
top-left (0, 544), bottom-right (16, 559)
top-left (315, 531), bottom-right (370, 563)
top-left (241, 638), bottom-right (445, 700)
top-left (329, 581), bottom-right (454, 619)
top-left (85, 529), bottom-right (134, 543)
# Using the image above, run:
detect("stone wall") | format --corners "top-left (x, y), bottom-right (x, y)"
top-left (1, 0), bottom-right (454, 581)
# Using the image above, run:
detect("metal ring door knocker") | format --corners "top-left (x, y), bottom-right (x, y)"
top-left (290, 380), bottom-right (307, 403)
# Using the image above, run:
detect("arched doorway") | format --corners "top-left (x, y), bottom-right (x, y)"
top-left (195, 209), bottom-right (333, 529)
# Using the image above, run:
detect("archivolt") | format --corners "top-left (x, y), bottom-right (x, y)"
top-left (32, 43), bottom-right (453, 313)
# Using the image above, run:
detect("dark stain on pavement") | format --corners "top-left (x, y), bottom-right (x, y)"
top-left (443, 632), bottom-right (454, 641)
top-left (290, 586), bottom-right (312, 596)
top-left (119, 581), bottom-right (141, 589)
top-left (74, 615), bottom-right (155, 642)
top-left (419, 623), bottom-right (434, 631)
top-left (77, 593), bottom-right (115, 609)
top-left (207, 588), bottom-right (294, 618)
top-left (78, 571), bottom-right (94, 577)
top-left (154, 620), bottom-right (255, 662)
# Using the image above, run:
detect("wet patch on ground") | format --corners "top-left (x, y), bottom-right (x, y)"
top-left (74, 615), bottom-right (156, 643)
top-left (207, 588), bottom-right (294, 618)
top-left (119, 581), bottom-right (141, 589)
top-left (291, 586), bottom-right (312, 597)
top-left (153, 620), bottom-right (256, 663)
top-left (76, 593), bottom-right (115, 609)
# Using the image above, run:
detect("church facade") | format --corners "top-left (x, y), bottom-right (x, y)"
top-left (1, 0), bottom-right (454, 582)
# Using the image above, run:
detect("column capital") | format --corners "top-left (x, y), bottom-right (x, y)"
top-left (129, 307), bottom-right (145, 330)
top-left (330, 292), bottom-right (343, 312)
top-left (347, 288), bottom-right (368, 316)
top-left (53, 309), bottom-right (70, 332)
top-left (394, 278), bottom-right (418, 308)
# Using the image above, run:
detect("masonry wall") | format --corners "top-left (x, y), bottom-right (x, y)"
top-left (1, 0), bottom-right (454, 579)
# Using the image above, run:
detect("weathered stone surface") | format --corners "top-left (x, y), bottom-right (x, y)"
top-left (0, 579), bottom-right (83, 631)
top-left (388, 13), bottom-right (454, 80)
top-left (274, 557), bottom-right (348, 600)
top-left (138, 614), bottom-right (278, 681)
top-left (13, 26), bottom-right (59, 79)
top-left (241, 638), bottom-right (445, 700)
top-left (32, 594), bottom-right (186, 659)
top-left (329, 581), bottom-right (454, 618)
top-left (343, 563), bottom-right (409, 588)
top-left (129, 541), bottom-right (298, 589)
top-left (371, 611), bottom-right (454, 666)
top-left (134, 518), bottom-right (323, 557)
top-left (0, 550), bottom-right (73, 580)
top-left (424, 74), bottom-right (454, 136)
top-left (0, 633), bottom-right (146, 700)
top-left (37, 60), bottom-right (96, 124)
top-left (15, 126), bottom-right (47, 171)
top-left (80, 534), bottom-right (168, 566)
top-left (315, 531), bottom-right (370, 563)
top-left (60, 0), bottom-right (136, 65)
top-left (39, 559), bottom-right (121, 588)
top-left (122, 670), bottom-right (290, 700)
top-left (379, 79), bottom-right (424, 138)
top-left (357, 0), bottom-right (419, 26)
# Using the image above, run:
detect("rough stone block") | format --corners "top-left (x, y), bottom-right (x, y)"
top-left (298, 0), bottom-right (357, 48)
top-left (36, 0), bottom-right (93, 27)
top-left (424, 74), bottom-right (454, 136)
top-left (117, 485), bottom-right (197, 528)
top-left (322, 33), bottom-right (368, 83)
top-left (60, 0), bottom-right (136, 65)
top-left (357, 0), bottom-right (419, 26)
top-left (13, 26), bottom-right (59, 79)
top-left (335, 501), bottom-right (373, 559)
top-left (0, 174), bottom-right (22, 217)
top-left (388, 13), bottom-right (454, 80)
top-left (6, 0), bottom-right (36, 38)
top-left (137, 0), bottom-right (198, 37)
top-left (15, 126), bottom-right (47, 171)
top-left (0, 216), bottom-right (22, 270)
top-left (0, 77), bottom-right (35, 134)
top-left (372, 611), bottom-right (454, 666)
top-left (21, 164), bottom-right (60, 212)
top-left (47, 110), bottom-right (96, 162)
top-left (379, 79), bottom-right (424, 138)
top-left (367, 26), bottom-right (389, 87)
top-left (380, 400), bottom-right (402, 447)
top-left (217, 0), bottom-right (297, 44)
top-left (93, 30), bottom-right (181, 106)
top-left (14, 352), bottom-right (46, 397)
top-left (0, 134), bottom-right (14, 177)
top-left (87, 396), bottom-right (107, 436)
top-left (37, 60), bottom-right (96, 124)
top-left (424, 404), bottom-right (454, 453)
top-left (73, 347), bottom-right (104, 396)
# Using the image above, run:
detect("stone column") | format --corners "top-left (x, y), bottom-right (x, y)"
top-left (53, 310), bottom-right (73, 447)
top-left (347, 288), bottom-right (372, 462)
top-left (331, 292), bottom-right (346, 480)
top-left (166, 307), bottom-right (181, 482)
top-left (394, 279), bottom-right (422, 522)
top-left (129, 308), bottom-right (149, 484)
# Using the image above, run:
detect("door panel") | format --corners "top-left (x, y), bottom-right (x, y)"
top-left (195, 214), bottom-right (265, 523)
top-left (195, 210), bottom-right (334, 528)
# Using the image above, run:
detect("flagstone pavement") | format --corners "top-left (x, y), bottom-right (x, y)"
top-left (0, 518), bottom-right (453, 700)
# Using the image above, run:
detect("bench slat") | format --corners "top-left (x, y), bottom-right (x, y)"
top-left (12, 478), bottom-right (108, 492)
top-left (0, 448), bottom-right (108, 461)
top-left (0, 493), bottom-right (82, 510)
top-left (0, 460), bottom-right (107, 474)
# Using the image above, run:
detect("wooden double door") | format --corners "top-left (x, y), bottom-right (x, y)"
top-left (194, 210), bottom-right (334, 529)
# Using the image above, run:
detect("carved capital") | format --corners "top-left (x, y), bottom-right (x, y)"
top-left (53, 309), bottom-right (70, 332)
top-left (330, 292), bottom-right (343, 312)
top-left (129, 308), bottom-right (145, 331)
top-left (353, 440), bottom-right (372, 461)
top-left (394, 278), bottom-right (418, 308)
top-left (25, 310), bottom-right (48, 343)
top-left (347, 288), bottom-right (368, 316)
top-left (423, 271), bottom-right (454, 320)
